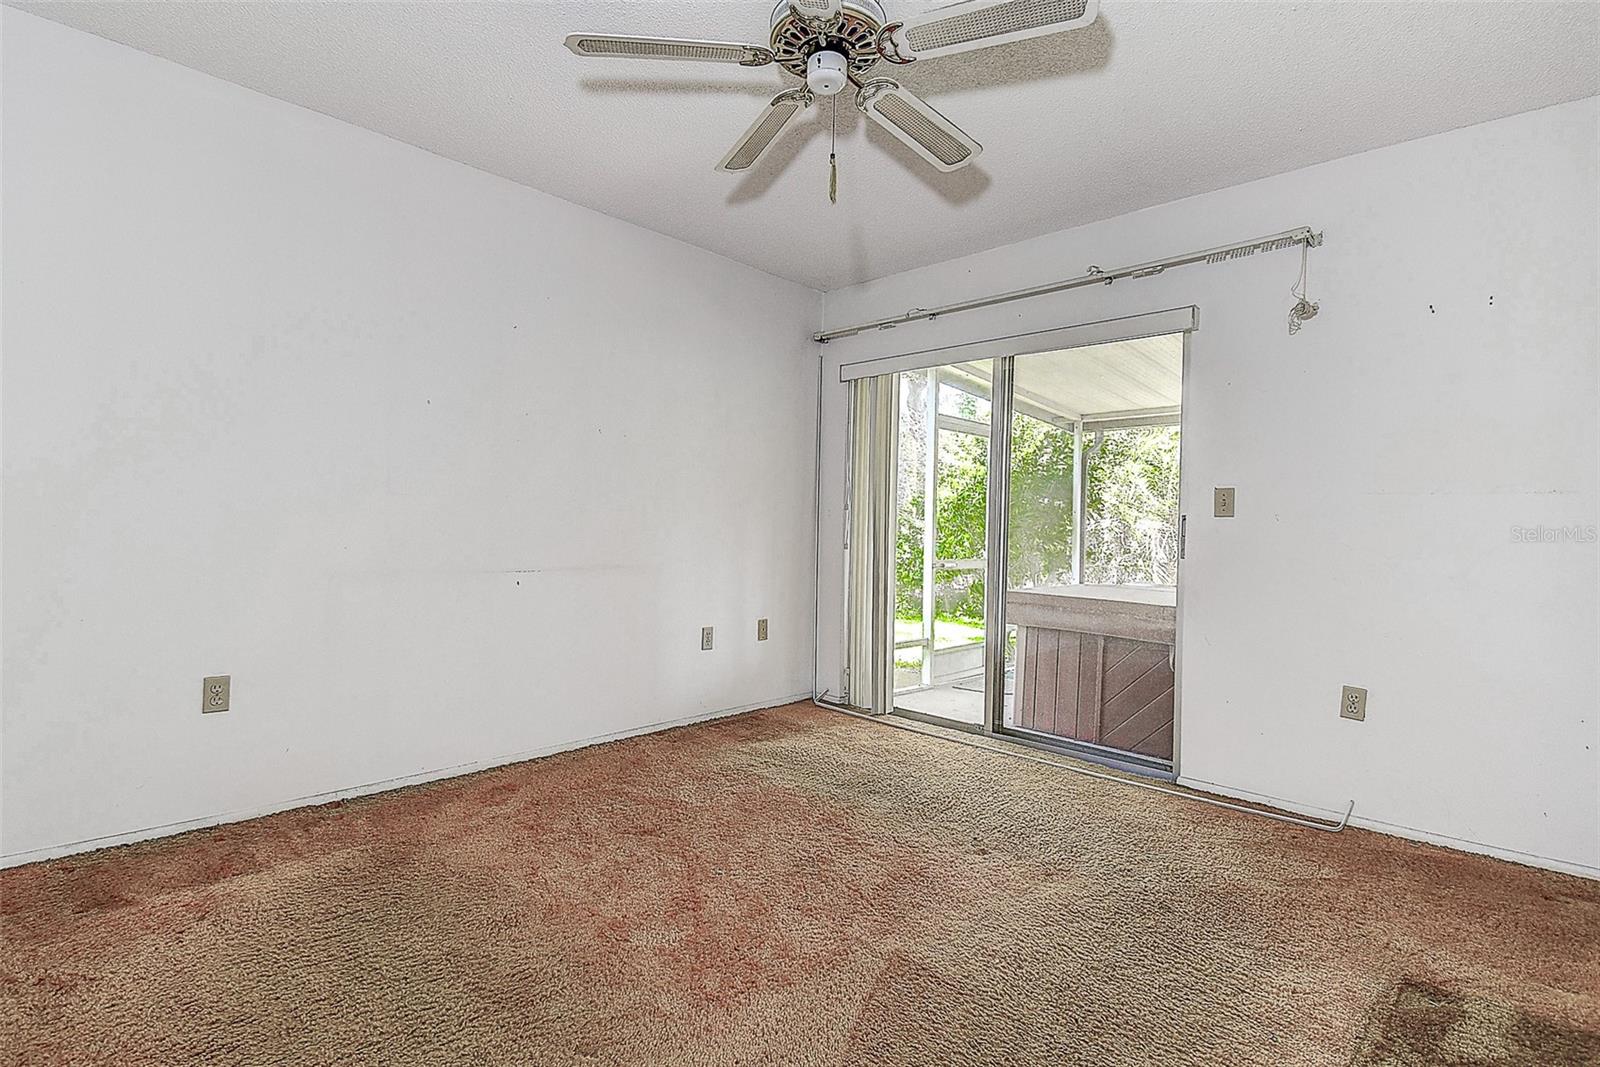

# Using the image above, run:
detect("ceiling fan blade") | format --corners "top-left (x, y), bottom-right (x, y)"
top-left (855, 80), bottom-right (981, 172)
top-left (564, 34), bottom-right (774, 67)
top-left (885, 0), bottom-right (1098, 62)
top-left (789, 0), bottom-right (843, 26)
top-left (716, 88), bottom-right (814, 172)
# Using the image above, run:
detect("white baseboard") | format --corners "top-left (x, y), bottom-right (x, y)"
top-left (1178, 776), bottom-right (1600, 882)
top-left (17, 704), bottom-right (1589, 884)
top-left (0, 692), bottom-right (812, 871)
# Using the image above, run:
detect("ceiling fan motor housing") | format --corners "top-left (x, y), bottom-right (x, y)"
top-left (769, 0), bottom-right (886, 79)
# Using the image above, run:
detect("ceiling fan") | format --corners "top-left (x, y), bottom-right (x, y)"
top-left (565, 0), bottom-right (1100, 178)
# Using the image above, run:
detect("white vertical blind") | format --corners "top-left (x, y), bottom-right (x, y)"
top-left (843, 375), bottom-right (897, 711)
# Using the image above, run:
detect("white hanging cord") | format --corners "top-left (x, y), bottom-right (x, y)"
top-left (1288, 240), bottom-right (1319, 335)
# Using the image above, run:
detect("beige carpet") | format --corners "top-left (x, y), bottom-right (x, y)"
top-left (3, 703), bottom-right (1597, 1066)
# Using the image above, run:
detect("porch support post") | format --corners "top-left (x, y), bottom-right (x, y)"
top-left (1072, 418), bottom-right (1087, 584)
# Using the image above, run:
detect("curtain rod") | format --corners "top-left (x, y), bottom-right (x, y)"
top-left (814, 226), bottom-right (1323, 343)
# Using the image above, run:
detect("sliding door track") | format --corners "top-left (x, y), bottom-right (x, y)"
top-left (814, 695), bottom-right (1353, 834)
top-left (888, 705), bottom-right (985, 736)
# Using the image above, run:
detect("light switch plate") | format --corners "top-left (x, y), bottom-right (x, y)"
top-left (1340, 685), bottom-right (1367, 721)
top-left (757, 618), bottom-right (768, 641)
top-left (202, 675), bottom-right (230, 714)
top-left (1214, 487), bottom-right (1236, 518)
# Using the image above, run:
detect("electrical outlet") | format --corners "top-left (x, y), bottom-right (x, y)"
top-left (757, 618), bottom-right (769, 641)
top-left (1340, 685), bottom-right (1367, 721)
top-left (202, 675), bottom-right (231, 714)
top-left (701, 626), bottom-right (714, 651)
top-left (1214, 487), bottom-right (1236, 518)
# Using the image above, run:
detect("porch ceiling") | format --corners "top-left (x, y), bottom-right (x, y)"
top-left (944, 334), bottom-right (1183, 424)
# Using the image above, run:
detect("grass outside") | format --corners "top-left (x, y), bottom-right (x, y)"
top-left (895, 615), bottom-right (985, 650)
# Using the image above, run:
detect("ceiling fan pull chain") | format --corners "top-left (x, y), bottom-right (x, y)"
top-left (829, 94), bottom-right (839, 204)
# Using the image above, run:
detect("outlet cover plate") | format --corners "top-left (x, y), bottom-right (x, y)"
top-left (1340, 685), bottom-right (1367, 721)
top-left (202, 675), bottom-right (231, 714)
top-left (701, 626), bottom-right (714, 651)
top-left (1214, 487), bottom-right (1236, 518)
top-left (757, 618), bottom-right (769, 641)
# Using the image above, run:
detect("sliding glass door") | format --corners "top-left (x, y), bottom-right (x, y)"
top-left (844, 317), bottom-right (1188, 774)
top-left (999, 335), bottom-right (1184, 769)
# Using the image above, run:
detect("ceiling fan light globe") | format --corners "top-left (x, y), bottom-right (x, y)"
top-left (806, 50), bottom-right (848, 96)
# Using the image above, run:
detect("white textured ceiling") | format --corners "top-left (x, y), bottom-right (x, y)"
top-left (12, 1), bottom-right (1598, 290)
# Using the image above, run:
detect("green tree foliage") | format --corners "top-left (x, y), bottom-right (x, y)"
top-left (1006, 416), bottom-right (1078, 588)
top-left (895, 500), bottom-right (925, 619)
top-left (896, 398), bottom-right (1180, 624)
top-left (1082, 425), bottom-right (1180, 585)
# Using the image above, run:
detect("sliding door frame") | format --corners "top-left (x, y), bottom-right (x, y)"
top-left (981, 358), bottom-right (1013, 737)
top-left (983, 324), bottom-right (1191, 779)
top-left (1170, 330), bottom-right (1192, 775)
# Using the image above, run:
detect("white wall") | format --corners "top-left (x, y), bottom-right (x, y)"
top-left (816, 98), bottom-right (1600, 876)
top-left (0, 11), bottom-right (821, 862)
top-left (4, 12), bottom-right (1595, 880)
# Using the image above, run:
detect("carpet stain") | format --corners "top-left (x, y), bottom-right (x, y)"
top-left (1351, 980), bottom-right (1600, 1066)
top-left (2, 703), bottom-right (1597, 1066)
